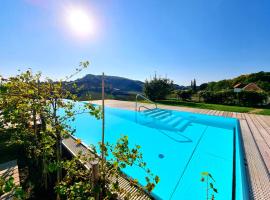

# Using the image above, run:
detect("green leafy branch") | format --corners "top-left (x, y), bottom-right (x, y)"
top-left (201, 172), bottom-right (218, 200)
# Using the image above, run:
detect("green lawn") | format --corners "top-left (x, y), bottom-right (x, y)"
top-left (155, 100), bottom-right (270, 115)
top-left (257, 109), bottom-right (270, 115)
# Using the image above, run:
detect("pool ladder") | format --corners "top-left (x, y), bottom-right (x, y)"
top-left (135, 94), bottom-right (157, 111)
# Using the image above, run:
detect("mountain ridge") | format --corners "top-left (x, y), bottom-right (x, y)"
top-left (69, 71), bottom-right (269, 100)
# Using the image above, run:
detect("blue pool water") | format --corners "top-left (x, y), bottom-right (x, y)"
top-left (68, 102), bottom-right (249, 200)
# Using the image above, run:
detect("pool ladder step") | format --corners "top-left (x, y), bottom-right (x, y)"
top-left (147, 110), bottom-right (168, 117)
top-left (167, 116), bottom-right (184, 127)
top-left (154, 112), bottom-right (171, 120)
top-left (143, 108), bottom-right (161, 115)
top-left (142, 109), bottom-right (191, 132)
top-left (175, 119), bottom-right (191, 131)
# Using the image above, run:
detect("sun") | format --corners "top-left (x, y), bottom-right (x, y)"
top-left (65, 6), bottom-right (95, 38)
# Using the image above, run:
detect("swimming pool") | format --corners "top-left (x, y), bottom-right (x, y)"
top-left (69, 102), bottom-right (249, 200)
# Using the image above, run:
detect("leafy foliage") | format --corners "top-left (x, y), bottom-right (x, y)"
top-left (0, 64), bottom-right (159, 199)
top-left (204, 71), bottom-right (270, 92)
top-left (191, 79), bottom-right (197, 92)
top-left (200, 90), bottom-right (268, 106)
top-left (144, 75), bottom-right (174, 101)
top-left (201, 172), bottom-right (218, 200)
top-left (55, 135), bottom-right (159, 199)
top-left (0, 175), bottom-right (26, 199)
top-left (176, 90), bottom-right (192, 101)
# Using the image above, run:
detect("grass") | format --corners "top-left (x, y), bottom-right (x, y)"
top-left (257, 109), bottom-right (270, 115)
top-left (155, 100), bottom-right (270, 115)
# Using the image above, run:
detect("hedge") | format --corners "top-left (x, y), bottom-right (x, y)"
top-left (200, 90), bottom-right (268, 106)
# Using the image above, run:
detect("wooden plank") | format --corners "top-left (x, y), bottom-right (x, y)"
top-left (250, 114), bottom-right (270, 149)
top-left (239, 120), bottom-right (270, 199)
top-left (212, 110), bottom-right (219, 116)
top-left (200, 109), bottom-right (209, 114)
top-left (223, 111), bottom-right (229, 117)
top-left (244, 114), bottom-right (270, 172)
top-left (205, 110), bottom-right (211, 115)
top-left (260, 115), bottom-right (270, 127)
top-left (256, 115), bottom-right (270, 130)
top-left (0, 160), bottom-right (20, 200)
top-left (214, 111), bottom-right (221, 116)
top-left (218, 111), bottom-right (224, 116)
top-left (0, 160), bottom-right (20, 186)
top-left (209, 110), bottom-right (216, 115)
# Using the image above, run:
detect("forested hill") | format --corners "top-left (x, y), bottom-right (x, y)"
top-left (204, 71), bottom-right (270, 92)
top-left (75, 74), bottom-right (144, 92)
top-left (68, 74), bottom-right (144, 100)
top-left (67, 74), bottom-right (184, 100)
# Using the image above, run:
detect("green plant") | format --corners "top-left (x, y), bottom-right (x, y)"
top-left (0, 62), bottom-right (100, 198)
top-left (144, 74), bottom-right (174, 101)
top-left (201, 172), bottom-right (218, 200)
top-left (0, 176), bottom-right (25, 199)
top-left (176, 90), bottom-right (192, 101)
top-left (55, 135), bottom-right (159, 199)
top-left (0, 65), bottom-right (159, 199)
top-left (200, 90), bottom-right (268, 106)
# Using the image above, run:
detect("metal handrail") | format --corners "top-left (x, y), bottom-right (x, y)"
top-left (138, 105), bottom-right (151, 112)
top-left (135, 93), bottom-right (157, 111)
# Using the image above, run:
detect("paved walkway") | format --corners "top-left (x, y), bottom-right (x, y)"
top-left (91, 100), bottom-right (270, 200)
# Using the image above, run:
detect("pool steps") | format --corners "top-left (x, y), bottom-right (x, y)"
top-left (143, 108), bottom-right (162, 115)
top-left (147, 110), bottom-right (168, 117)
top-left (154, 112), bottom-right (171, 120)
top-left (142, 108), bottom-right (191, 132)
top-left (167, 116), bottom-right (184, 127)
top-left (175, 119), bottom-right (191, 132)
top-left (160, 115), bottom-right (175, 123)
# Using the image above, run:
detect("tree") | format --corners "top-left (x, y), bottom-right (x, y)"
top-left (199, 83), bottom-right (208, 91)
top-left (0, 62), bottom-right (97, 197)
top-left (176, 90), bottom-right (192, 101)
top-left (144, 75), bottom-right (174, 101)
top-left (55, 136), bottom-right (159, 199)
top-left (193, 79), bottom-right (197, 92)
top-left (0, 64), bottom-right (159, 199)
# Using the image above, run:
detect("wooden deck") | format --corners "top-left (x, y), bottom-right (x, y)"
top-left (0, 160), bottom-right (20, 200)
top-left (62, 135), bottom-right (151, 200)
top-left (90, 100), bottom-right (270, 200)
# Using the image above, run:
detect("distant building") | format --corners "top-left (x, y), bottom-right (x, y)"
top-left (233, 83), bottom-right (263, 92)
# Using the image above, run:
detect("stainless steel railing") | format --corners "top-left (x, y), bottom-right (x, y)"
top-left (135, 93), bottom-right (157, 111)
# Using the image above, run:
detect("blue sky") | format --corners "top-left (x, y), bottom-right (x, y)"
top-left (0, 0), bottom-right (269, 85)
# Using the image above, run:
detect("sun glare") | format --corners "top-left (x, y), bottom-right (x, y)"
top-left (65, 6), bottom-right (95, 39)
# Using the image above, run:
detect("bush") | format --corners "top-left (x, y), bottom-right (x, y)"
top-left (238, 91), bottom-right (268, 106)
top-left (144, 76), bottom-right (174, 101)
top-left (176, 90), bottom-right (192, 101)
top-left (200, 90), bottom-right (268, 106)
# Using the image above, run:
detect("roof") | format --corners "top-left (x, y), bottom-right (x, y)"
top-left (242, 83), bottom-right (263, 92)
top-left (233, 83), bottom-right (246, 88)
top-left (233, 82), bottom-right (263, 92)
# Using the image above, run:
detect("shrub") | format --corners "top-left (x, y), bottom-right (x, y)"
top-left (238, 91), bottom-right (268, 106)
top-left (200, 90), bottom-right (268, 106)
top-left (176, 90), bottom-right (192, 101)
top-left (144, 76), bottom-right (174, 101)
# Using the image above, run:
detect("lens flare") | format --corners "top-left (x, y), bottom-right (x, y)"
top-left (64, 6), bottom-right (95, 39)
